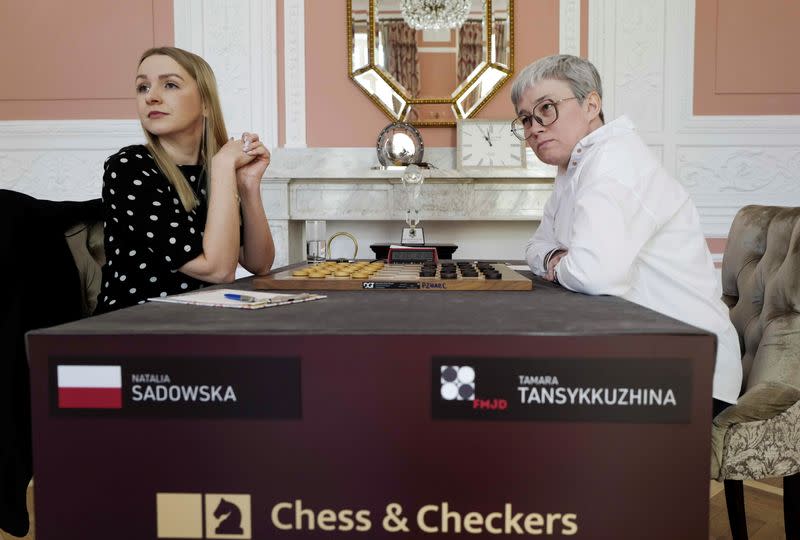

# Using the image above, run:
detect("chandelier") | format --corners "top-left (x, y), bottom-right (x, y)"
top-left (401, 0), bottom-right (472, 30)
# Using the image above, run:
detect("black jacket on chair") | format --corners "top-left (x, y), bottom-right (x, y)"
top-left (0, 189), bottom-right (103, 537)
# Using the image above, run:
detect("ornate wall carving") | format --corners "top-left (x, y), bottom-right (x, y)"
top-left (614, 0), bottom-right (664, 133)
top-left (284, 0), bottom-right (306, 148)
top-left (559, 0), bottom-right (582, 57)
top-left (174, 0), bottom-right (278, 147)
top-left (0, 120), bottom-right (142, 199)
top-left (677, 147), bottom-right (800, 195)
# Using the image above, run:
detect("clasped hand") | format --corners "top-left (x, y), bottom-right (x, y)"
top-left (217, 132), bottom-right (271, 194)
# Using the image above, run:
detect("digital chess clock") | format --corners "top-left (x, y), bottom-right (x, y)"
top-left (387, 246), bottom-right (438, 264)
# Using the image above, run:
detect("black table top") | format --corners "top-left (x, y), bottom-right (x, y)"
top-left (31, 269), bottom-right (707, 338)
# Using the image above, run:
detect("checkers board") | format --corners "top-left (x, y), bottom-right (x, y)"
top-left (253, 260), bottom-right (533, 291)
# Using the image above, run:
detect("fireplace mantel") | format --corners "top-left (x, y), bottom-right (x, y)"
top-left (261, 148), bottom-right (555, 267)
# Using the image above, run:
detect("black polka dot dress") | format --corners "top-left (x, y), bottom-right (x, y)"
top-left (96, 145), bottom-right (209, 313)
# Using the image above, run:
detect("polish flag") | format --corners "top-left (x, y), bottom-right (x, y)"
top-left (57, 365), bottom-right (122, 409)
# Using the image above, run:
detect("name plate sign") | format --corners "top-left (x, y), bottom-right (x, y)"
top-left (432, 356), bottom-right (692, 423)
top-left (50, 356), bottom-right (301, 419)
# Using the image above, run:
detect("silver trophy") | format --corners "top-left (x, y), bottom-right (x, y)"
top-left (401, 164), bottom-right (425, 245)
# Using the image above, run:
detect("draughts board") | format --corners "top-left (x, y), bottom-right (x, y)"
top-left (253, 261), bottom-right (532, 291)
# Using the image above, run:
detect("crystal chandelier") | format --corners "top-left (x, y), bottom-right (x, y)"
top-left (401, 0), bottom-right (472, 30)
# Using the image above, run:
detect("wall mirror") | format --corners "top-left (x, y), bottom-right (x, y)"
top-left (348, 0), bottom-right (514, 127)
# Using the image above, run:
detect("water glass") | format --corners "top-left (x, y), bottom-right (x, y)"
top-left (305, 220), bottom-right (327, 262)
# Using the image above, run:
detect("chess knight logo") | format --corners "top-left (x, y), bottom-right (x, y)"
top-left (213, 497), bottom-right (244, 535)
top-left (156, 492), bottom-right (252, 539)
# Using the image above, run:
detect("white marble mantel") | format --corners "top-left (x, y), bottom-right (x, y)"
top-left (268, 147), bottom-right (557, 180)
top-left (261, 147), bottom-right (556, 266)
top-left (265, 147), bottom-right (556, 222)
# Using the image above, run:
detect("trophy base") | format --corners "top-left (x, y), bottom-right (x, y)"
top-left (401, 227), bottom-right (425, 245)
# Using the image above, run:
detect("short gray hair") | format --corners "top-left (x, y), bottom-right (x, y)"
top-left (511, 54), bottom-right (604, 123)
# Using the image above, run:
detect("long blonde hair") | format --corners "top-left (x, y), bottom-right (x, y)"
top-left (138, 47), bottom-right (228, 211)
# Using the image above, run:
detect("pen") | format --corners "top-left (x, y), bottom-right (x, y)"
top-left (224, 293), bottom-right (257, 302)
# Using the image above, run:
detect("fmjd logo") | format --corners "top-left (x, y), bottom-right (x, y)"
top-left (156, 492), bottom-right (251, 539)
top-left (440, 365), bottom-right (476, 401)
top-left (439, 365), bottom-right (508, 411)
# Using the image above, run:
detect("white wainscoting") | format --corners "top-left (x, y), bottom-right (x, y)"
top-left (173, 0), bottom-right (278, 149)
top-left (589, 0), bottom-right (800, 236)
top-left (0, 120), bottom-right (142, 201)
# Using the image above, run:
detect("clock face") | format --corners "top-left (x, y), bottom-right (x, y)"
top-left (458, 120), bottom-right (525, 168)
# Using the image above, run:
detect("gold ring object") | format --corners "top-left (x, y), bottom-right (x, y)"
top-left (327, 231), bottom-right (358, 260)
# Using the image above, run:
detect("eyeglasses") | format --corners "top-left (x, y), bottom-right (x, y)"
top-left (510, 97), bottom-right (579, 140)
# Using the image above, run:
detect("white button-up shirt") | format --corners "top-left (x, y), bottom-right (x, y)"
top-left (526, 116), bottom-right (742, 404)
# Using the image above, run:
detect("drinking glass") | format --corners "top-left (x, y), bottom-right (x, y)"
top-left (305, 220), bottom-right (327, 262)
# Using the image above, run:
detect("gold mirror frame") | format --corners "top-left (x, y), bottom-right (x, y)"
top-left (347, 0), bottom-right (514, 127)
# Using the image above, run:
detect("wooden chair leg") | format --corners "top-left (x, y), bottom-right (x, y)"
top-left (785, 473), bottom-right (800, 540)
top-left (724, 479), bottom-right (749, 540)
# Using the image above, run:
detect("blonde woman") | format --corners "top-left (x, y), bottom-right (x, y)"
top-left (96, 47), bottom-right (274, 313)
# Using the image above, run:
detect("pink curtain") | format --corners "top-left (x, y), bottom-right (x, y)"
top-left (457, 21), bottom-right (483, 83)
top-left (379, 21), bottom-right (420, 97)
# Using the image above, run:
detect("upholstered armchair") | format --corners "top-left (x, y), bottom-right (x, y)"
top-left (711, 205), bottom-right (800, 539)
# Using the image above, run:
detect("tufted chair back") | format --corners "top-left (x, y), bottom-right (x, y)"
top-left (722, 206), bottom-right (800, 392)
top-left (713, 205), bottom-right (800, 539)
top-left (64, 220), bottom-right (106, 316)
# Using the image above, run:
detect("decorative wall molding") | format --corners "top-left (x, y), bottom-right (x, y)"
top-left (173, 0), bottom-right (279, 148)
top-left (253, 0), bottom-right (279, 148)
top-left (263, 178), bottom-right (290, 268)
top-left (284, 0), bottom-right (307, 148)
top-left (172, 0), bottom-right (204, 53)
top-left (559, 0), bottom-right (581, 56)
top-left (587, 0), bottom-right (615, 121)
top-left (0, 120), bottom-right (143, 200)
top-left (262, 178), bottom-right (290, 220)
top-left (676, 146), bottom-right (800, 195)
top-left (264, 1), bottom-right (280, 148)
top-left (0, 120), bottom-right (142, 144)
top-left (588, 0), bottom-right (800, 235)
top-left (674, 0), bottom-right (800, 134)
top-left (614, 0), bottom-right (664, 134)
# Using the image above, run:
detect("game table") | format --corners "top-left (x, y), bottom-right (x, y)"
top-left (26, 265), bottom-right (715, 539)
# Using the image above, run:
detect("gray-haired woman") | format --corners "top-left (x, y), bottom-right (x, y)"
top-left (512, 54), bottom-right (740, 412)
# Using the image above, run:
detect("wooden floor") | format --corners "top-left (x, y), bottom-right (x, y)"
top-left (0, 478), bottom-right (787, 539)
top-left (709, 477), bottom-right (787, 539)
